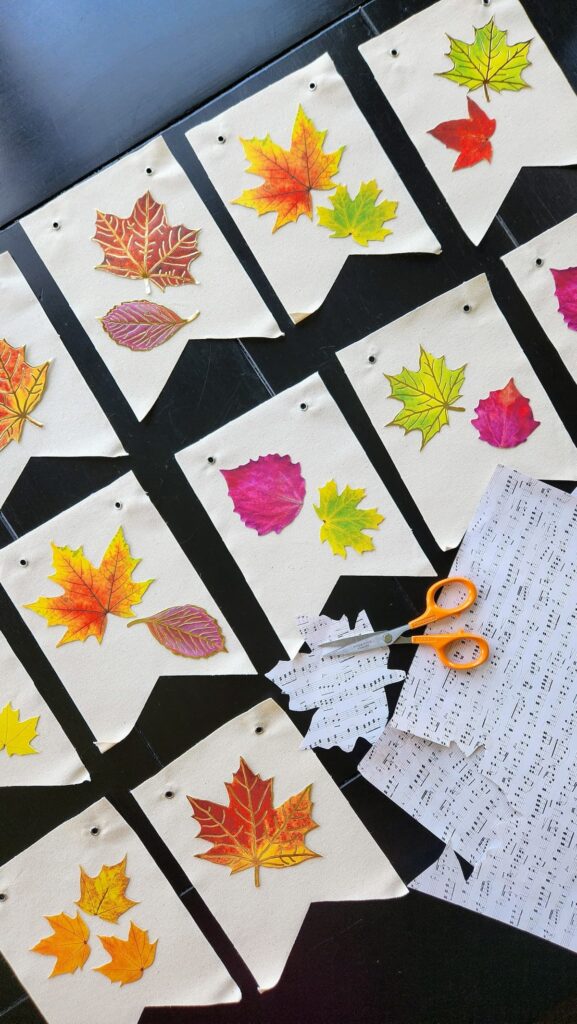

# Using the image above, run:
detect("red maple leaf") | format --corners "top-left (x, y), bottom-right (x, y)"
top-left (428, 98), bottom-right (496, 171)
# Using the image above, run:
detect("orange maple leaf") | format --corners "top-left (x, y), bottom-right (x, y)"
top-left (25, 527), bottom-right (153, 646)
top-left (188, 757), bottom-right (320, 887)
top-left (94, 921), bottom-right (157, 986)
top-left (31, 911), bottom-right (90, 977)
top-left (233, 105), bottom-right (344, 232)
top-left (76, 855), bottom-right (138, 923)
top-left (0, 339), bottom-right (49, 453)
top-left (93, 192), bottom-right (200, 291)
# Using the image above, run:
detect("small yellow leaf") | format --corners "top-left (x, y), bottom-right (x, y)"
top-left (31, 912), bottom-right (90, 977)
top-left (76, 854), bottom-right (137, 923)
top-left (94, 921), bottom-right (157, 986)
top-left (0, 702), bottom-right (39, 756)
top-left (314, 480), bottom-right (384, 558)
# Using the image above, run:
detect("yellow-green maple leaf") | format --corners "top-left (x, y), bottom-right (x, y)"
top-left (314, 481), bottom-right (383, 558)
top-left (0, 701), bottom-right (39, 756)
top-left (385, 347), bottom-right (466, 450)
top-left (317, 181), bottom-right (397, 246)
top-left (438, 17), bottom-right (532, 102)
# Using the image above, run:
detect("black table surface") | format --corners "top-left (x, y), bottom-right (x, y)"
top-left (1, 2), bottom-right (577, 1022)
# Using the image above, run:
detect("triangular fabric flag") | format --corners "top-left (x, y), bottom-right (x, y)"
top-left (133, 699), bottom-right (406, 992)
top-left (22, 137), bottom-right (281, 421)
top-left (337, 274), bottom-right (577, 551)
top-left (359, 0), bottom-right (577, 244)
top-left (187, 53), bottom-right (440, 323)
top-left (176, 372), bottom-right (434, 658)
top-left (0, 797), bottom-right (239, 1024)
top-left (0, 472), bottom-right (255, 749)
top-left (0, 628), bottom-right (88, 785)
top-left (0, 251), bottom-right (123, 508)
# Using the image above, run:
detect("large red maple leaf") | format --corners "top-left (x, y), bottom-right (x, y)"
top-left (428, 98), bottom-right (496, 171)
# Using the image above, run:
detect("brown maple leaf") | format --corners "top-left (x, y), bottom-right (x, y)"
top-left (0, 339), bottom-right (49, 453)
top-left (187, 757), bottom-right (320, 887)
top-left (93, 192), bottom-right (200, 291)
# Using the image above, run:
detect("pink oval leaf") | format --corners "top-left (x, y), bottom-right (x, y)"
top-left (221, 454), bottom-right (306, 535)
top-left (100, 300), bottom-right (199, 352)
top-left (471, 378), bottom-right (540, 448)
top-left (127, 605), bottom-right (226, 658)
top-left (551, 267), bottom-right (577, 332)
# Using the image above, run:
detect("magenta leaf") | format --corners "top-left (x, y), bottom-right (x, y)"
top-left (127, 605), bottom-right (226, 658)
top-left (471, 378), bottom-right (540, 448)
top-left (221, 453), bottom-right (306, 535)
top-left (100, 299), bottom-right (198, 351)
top-left (551, 267), bottom-right (577, 332)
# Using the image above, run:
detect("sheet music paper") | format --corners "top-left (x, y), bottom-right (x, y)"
top-left (360, 468), bottom-right (577, 871)
top-left (266, 612), bottom-right (405, 751)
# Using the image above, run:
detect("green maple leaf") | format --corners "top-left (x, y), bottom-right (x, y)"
top-left (385, 347), bottom-right (466, 450)
top-left (437, 17), bottom-right (532, 102)
top-left (317, 181), bottom-right (397, 246)
top-left (314, 480), bottom-right (384, 558)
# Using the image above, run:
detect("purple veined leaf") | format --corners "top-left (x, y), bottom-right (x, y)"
top-left (551, 267), bottom-right (577, 332)
top-left (220, 453), bottom-right (306, 535)
top-left (127, 605), bottom-right (227, 658)
top-left (471, 378), bottom-right (540, 448)
top-left (99, 300), bottom-right (200, 351)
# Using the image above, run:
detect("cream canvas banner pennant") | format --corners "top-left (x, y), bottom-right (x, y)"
top-left (0, 797), bottom-right (239, 1024)
top-left (0, 251), bottom-right (124, 508)
top-left (0, 628), bottom-right (88, 786)
top-left (502, 212), bottom-right (577, 386)
top-left (187, 53), bottom-right (440, 323)
top-left (133, 699), bottom-right (406, 992)
top-left (359, 0), bottom-right (577, 244)
top-left (22, 137), bottom-right (281, 421)
top-left (337, 274), bottom-right (577, 551)
top-left (176, 372), bottom-right (435, 658)
top-left (0, 472), bottom-right (255, 750)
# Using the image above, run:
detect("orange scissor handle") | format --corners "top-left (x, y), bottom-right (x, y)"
top-left (408, 576), bottom-right (478, 630)
top-left (412, 631), bottom-right (490, 671)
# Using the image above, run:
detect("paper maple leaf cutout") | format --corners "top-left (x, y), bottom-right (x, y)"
top-left (93, 192), bottom-right (200, 291)
top-left (26, 527), bottom-right (153, 646)
top-left (94, 921), bottom-right (157, 986)
top-left (188, 757), bottom-right (319, 888)
top-left (551, 267), bottom-right (577, 332)
top-left (233, 105), bottom-right (344, 232)
top-left (428, 98), bottom-right (496, 171)
top-left (32, 912), bottom-right (90, 977)
top-left (0, 701), bottom-right (39, 756)
top-left (76, 855), bottom-right (137, 923)
top-left (314, 480), bottom-right (384, 558)
top-left (471, 378), bottom-right (540, 448)
top-left (317, 181), bottom-right (397, 246)
top-left (0, 339), bottom-right (49, 453)
top-left (437, 17), bottom-right (532, 102)
top-left (385, 347), bottom-right (466, 449)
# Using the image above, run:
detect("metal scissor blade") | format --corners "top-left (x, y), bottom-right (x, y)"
top-left (318, 630), bottom-right (392, 655)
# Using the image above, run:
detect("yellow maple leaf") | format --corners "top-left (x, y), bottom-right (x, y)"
top-left (25, 527), bottom-right (153, 646)
top-left (314, 480), bottom-right (384, 558)
top-left (0, 702), bottom-right (39, 756)
top-left (233, 105), bottom-right (344, 232)
top-left (94, 921), bottom-right (157, 986)
top-left (76, 854), bottom-right (137, 923)
top-left (31, 911), bottom-right (90, 977)
top-left (0, 339), bottom-right (49, 452)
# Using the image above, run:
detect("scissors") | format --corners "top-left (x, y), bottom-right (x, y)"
top-left (318, 576), bottom-right (490, 671)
